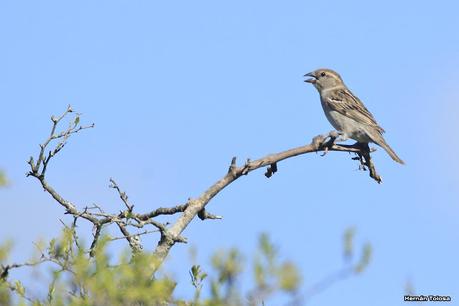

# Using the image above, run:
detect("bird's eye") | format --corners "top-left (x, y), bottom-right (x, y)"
top-left (321, 72), bottom-right (326, 77)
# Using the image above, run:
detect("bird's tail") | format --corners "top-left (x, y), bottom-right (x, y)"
top-left (369, 132), bottom-right (405, 164)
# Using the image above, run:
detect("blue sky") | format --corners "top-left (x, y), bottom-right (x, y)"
top-left (1, 0), bottom-right (459, 305)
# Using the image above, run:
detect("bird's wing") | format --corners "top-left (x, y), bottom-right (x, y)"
top-left (325, 88), bottom-right (385, 133)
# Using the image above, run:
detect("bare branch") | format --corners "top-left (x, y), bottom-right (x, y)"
top-left (28, 105), bottom-right (94, 178)
top-left (109, 178), bottom-right (134, 212)
top-left (134, 204), bottom-right (188, 220)
top-left (27, 106), bottom-right (97, 224)
top-left (26, 108), bottom-right (383, 270)
top-left (1, 258), bottom-right (51, 279)
top-left (109, 229), bottom-right (158, 242)
top-left (301, 266), bottom-right (354, 305)
top-left (198, 208), bottom-right (223, 220)
top-left (89, 224), bottom-right (102, 257)
top-left (115, 222), bottom-right (142, 253)
top-left (153, 132), bottom-right (381, 265)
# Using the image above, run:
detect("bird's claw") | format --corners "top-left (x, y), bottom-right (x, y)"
top-left (320, 131), bottom-right (347, 156)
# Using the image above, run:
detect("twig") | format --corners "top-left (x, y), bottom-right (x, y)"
top-left (302, 266), bottom-right (353, 304)
top-left (198, 208), bottom-right (223, 220)
top-left (109, 178), bottom-right (134, 211)
top-left (109, 230), bottom-right (158, 242)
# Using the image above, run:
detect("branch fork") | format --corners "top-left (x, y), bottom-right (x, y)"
top-left (24, 107), bottom-right (384, 272)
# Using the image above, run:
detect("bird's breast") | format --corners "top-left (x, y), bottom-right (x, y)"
top-left (321, 106), bottom-right (372, 143)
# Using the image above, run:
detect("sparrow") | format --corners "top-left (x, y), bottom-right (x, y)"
top-left (304, 68), bottom-right (404, 164)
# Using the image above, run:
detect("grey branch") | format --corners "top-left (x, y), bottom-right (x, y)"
top-left (26, 108), bottom-right (381, 270)
top-left (25, 107), bottom-right (190, 256)
top-left (152, 132), bottom-right (381, 266)
top-left (109, 178), bottom-right (134, 211)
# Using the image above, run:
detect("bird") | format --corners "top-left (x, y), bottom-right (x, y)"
top-left (304, 68), bottom-right (404, 164)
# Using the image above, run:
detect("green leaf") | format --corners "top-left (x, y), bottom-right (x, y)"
top-left (355, 243), bottom-right (372, 273)
top-left (15, 281), bottom-right (25, 297)
top-left (259, 233), bottom-right (276, 265)
top-left (48, 239), bottom-right (56, 255)
top-left (0, 171), bottom-right (7, 187)
top-left (254, 260), bottom-right (266, 288)
top-left (278, 262), bottom-right (301, 292)
top-left (191, 265), bottom-right (199, 278)
top-left (343, 227), bottom-right (356, 260)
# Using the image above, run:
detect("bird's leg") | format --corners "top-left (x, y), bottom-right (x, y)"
top-left (351, 143), bottom-right (367, 170)
top-left (350, 142), bottom-right (382, 183)
top-left (320, 131), bottom-right (347, 156)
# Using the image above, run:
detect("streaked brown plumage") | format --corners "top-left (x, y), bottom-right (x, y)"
top-left (304, 68), bottom-right (404, 164)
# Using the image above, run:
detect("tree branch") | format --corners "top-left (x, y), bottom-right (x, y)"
top-left (26, 108), bottom-right (382, 269)
top-left (153, 133), bottom-right (381, 265)
top-left (109, 179), bottom-right (134, 212)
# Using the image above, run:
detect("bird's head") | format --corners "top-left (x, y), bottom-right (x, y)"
top-left (304, 68), bottom-right (344, 92)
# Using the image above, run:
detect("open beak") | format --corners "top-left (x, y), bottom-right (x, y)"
top-left (304, 72), bottom-right (317, 84)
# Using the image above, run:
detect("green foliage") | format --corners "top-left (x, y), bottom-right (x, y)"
top-left (342, 227), bottom-right (372, 274)
top-left (0, 229), bottom-right (371, 305)
top-left (211, 248), bottom-right (243, 284)
top-left (343, 227), bottom-right (356, 260)
top-left (182, 234), bottom-right (302, 306)
top-left (277, 261), bottom-right (301, 292)
top-left (0, 170), bottom-right (8, 187)
top-left (0, 241), bottom-right (13, 263)
top-left (1, 233), bottom-right (176, 306)
top-left (73, 116), bottom-right (80, 126)
top-left (250, 234), bottom-right (301, 304)
top-left (0, 241), bottom-right (13, 305)
top-left (0, 232), bottom-right (305, 306)
top-left (0, 282), bottom-right (11, 306)
top-left (355, 243), bottom-right (372, 274)
top-left (206, 248), bottom-right (243, 305)
top-left (66, 238), bottom-right (175, 306)
top-left (190, 264), bottom-right (207, 302)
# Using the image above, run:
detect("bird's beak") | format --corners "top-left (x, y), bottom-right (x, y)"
top-left (304, 72), bottom-right (317, 84)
